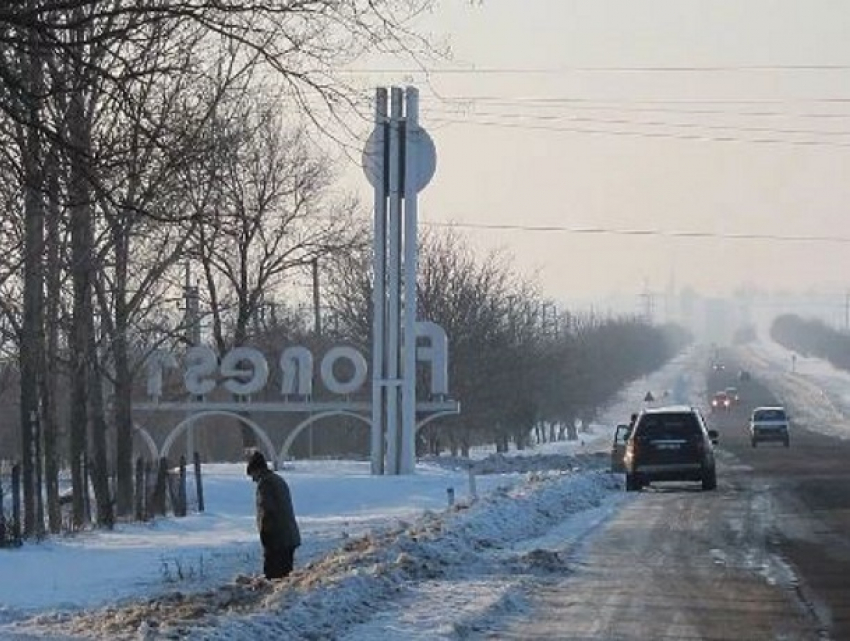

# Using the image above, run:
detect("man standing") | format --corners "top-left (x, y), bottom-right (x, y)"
top-left (246, 450), bottom-right (301, 579)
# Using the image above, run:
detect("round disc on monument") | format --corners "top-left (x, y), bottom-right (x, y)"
top-left (362, 127), bottom-right (384, 190)
top-left (362, 126), bottom-right (437, 193)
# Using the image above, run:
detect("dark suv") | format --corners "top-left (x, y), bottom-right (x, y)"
top-left (623, 405), bottom-right (719, 492)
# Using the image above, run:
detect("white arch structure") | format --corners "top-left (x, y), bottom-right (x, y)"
top-left (278, 406), bottom-right (461, 461)
top-left (132, 401), bottom-right (459, 466)
top-left (133, 424), bottom-right (160, 461)
top-left (137, 293), bottom-right (458, 473)
top-left (280, 411), bottom-right (371, 462)
top-left (159, 411), bottom-right (278, 466)
top-left (414, 410), bottom-right (457, 433)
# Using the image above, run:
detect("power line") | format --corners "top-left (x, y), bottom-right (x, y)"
top-left (428, 115), bottom-right (850, 148)
top-left (427, 96), bottom-right (850, 120)
top-left (422, 221), bottom-right (850, 244)
top-left (341, 64), bottom-right (850, 74)
top-left (429, 95), bottom-right (850, 106)
top-left (427, 107), bottom-right (850, 138)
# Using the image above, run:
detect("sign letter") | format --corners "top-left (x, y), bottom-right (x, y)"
top-left (416, 321), bottom-right (448, 396)
top-left (321, 346), bottom-right (367, 395)
top-left (185, 346), bottom-right (217, 396)
top-left (281, 346), bottom-right (313, 396)
top-left (221, 347), bottom-right (268, 396)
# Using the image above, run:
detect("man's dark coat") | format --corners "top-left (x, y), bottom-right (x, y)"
top-left (255, 468), bottom-right (301, 551)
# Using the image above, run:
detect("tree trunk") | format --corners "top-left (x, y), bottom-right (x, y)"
top-left (41, 144), bottom-right (63, 533)
top-left (88, 328), bottom-right (114, 528)
top-left (68, 73), bottom-right (93, 529)
top-left (113, 353), bottom-right (134, 516)
top-left (19, 14), bottom-right (46, 538)
top-left (112, 228), bottom-right (134, 516)
top-left (69, 241), bottom-right (89, 527)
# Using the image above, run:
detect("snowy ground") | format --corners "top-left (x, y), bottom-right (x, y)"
top-left (11, 337), bottom-right (848, 640)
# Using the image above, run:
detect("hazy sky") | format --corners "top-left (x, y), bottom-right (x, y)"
top-left (347, 2), bottom-right (850, 312)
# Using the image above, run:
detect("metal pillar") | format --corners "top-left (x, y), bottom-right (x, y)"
top-left (366, 86), bottom-right (435, 474)
top-left (385, 88), bottom-right (404, 474)
top-left (400, 88), bottom-right (420, 474)
top-left (370, 88), bottom-right (388, 475)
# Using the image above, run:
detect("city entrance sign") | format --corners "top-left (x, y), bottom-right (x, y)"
top-left (142, 322), bottom-right (450, 403)
top-left (134, 86), bottom-right (459, 474)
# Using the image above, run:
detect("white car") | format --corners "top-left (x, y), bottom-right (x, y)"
top-left (749, 406), bottom-right (790, 447)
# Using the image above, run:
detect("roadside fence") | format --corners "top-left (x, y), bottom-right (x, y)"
top-left (1, 453), bottom-right (205, 544)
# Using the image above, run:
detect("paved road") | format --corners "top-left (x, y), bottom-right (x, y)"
top-left (708, 358), bottom-right (850, 640)
top-left (484, 354), bottom-right (850, 640)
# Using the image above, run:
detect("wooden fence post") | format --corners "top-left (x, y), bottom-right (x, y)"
top-left (134, 457), bottom-right (145, 521)
top-left (176, 456), bottom-right (187, 517)
top-left (153, 457), bottom-right (168, 516)
top-left (12, 463), bottom-right (21, 544)
top-left (144, 461), bottom-right (153, 517)
top-left (193, 452), bottom-right (204, 513)
top-left (82, 455), bottom-right (91, 525)
top-left (0, 473), bottom-right (5, 546)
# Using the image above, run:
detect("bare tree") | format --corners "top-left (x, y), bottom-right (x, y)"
top-left (15, 4), bottom-right (48, 537)
top-left (416, 233), bottom-right (529, 455)
top-left (326, 225), bottom-right (695, 456)
top-left (182, 93), bottom-right (359, 448)
top-left (0, 0), bottom-right (448, 533)
top-left (0, 1), bottom-right (444, 154)
top-left (88, 26), bottom-right (224, 518)
top-left (325, 227), bottom-right (531, 455)
top-left (189, 97), bottom-right (359, 352)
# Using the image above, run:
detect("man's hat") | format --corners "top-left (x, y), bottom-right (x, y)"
top-left (246, 450), bottom-right (268, 476)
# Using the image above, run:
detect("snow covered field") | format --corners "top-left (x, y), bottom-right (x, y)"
top-left (10, 335), bottom-right (850, 640)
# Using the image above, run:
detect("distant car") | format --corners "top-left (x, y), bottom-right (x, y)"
top-left (711, 391), bottom-right (731, 411)
top-left (749, 406), bottom-right (790, 447)
top-left (623, 405), bottom-right (719, 492)
top-left (725, 386), bottom-right (740, 404)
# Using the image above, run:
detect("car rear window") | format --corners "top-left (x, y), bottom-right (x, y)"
top-left (635, 413), bottom-right (701, 439)
top-left (753, 409), bottom-right (786, 421)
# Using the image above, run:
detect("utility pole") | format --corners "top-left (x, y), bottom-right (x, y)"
top-left (183, 262), bottom-right (200, 461)
top-left (183, 262), bottom-right (200, 345)
top-left (639, 282), bottom-right (655, 324)
top-left (312, 257), bottom-right (322, 338)
top-left (309, 257), bottom-right (321, 458)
